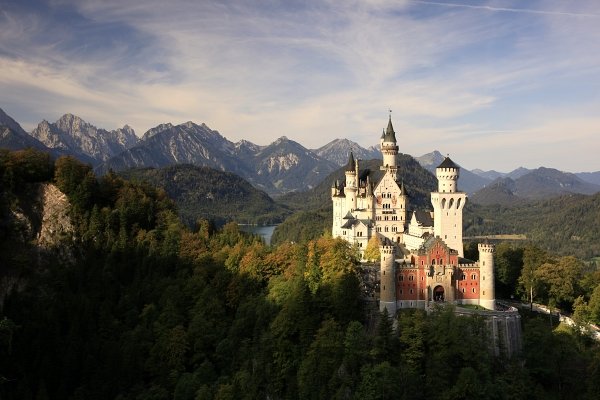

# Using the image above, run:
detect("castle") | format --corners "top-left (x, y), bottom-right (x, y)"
top-left (331, 116), bottom-right (496, 315)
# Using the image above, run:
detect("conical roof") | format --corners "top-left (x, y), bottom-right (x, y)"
top-left (437, 156), bottom-right (459, 169)
top-left (382, 115), bottom-right (396, 143)
top-left (345, 151), bottom-right (355, 172)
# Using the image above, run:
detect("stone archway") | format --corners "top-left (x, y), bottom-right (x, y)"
top-left (434, 285), bottom-right (445, 302)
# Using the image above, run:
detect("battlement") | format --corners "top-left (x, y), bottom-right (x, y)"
top-left (380, 245), bottom-right (395, 255)
top-left (478, 243), bottom-right (496, 253)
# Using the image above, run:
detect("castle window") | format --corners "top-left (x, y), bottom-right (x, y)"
top-left (471, 273), bottom-right (477, 280)
top-left (400, 289), bottom-right (403, 294)
top-left (410, 289), bottom-right (413, 294)
top-left (461, 274), bottom-right (466, 280)
top-left (408, 275), bottom-right (414, 281)
top-left (462, 288), bottom-right (465, 293)
top-left (483, 291), bottom-right (485, 295)
top-left (399, 275), bottom-right (403, 281)
top-left (472, 288), bottom-right (476, 293)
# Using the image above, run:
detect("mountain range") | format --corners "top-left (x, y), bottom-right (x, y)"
top-left (1, 107), bottom-right (599, 199)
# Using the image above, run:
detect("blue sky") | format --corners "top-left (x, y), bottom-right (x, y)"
top-left (1, 0), bottom-right (599, 172)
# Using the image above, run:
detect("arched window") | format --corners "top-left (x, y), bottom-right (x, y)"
top-left (441, 198), bottom-right (446, 209)
top-left (449, 198), bottom-right (454, 208)
top-left (457, 198), bottom-right (462, 209)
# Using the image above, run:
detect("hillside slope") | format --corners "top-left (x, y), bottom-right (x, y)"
top-left (465, 192), bottom-right (600, 259)
top-left (121, 164), bottom-right (290, 226)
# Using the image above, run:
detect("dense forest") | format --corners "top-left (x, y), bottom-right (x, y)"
top-left (1, 149), bottom-right (600, 400)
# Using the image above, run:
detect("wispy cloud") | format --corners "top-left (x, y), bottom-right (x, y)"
top-left (1, 0), bottom-right (599, 171)
top-left (411, 0), bottom-right (600, 18)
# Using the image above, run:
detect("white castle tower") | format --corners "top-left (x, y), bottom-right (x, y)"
top-left (380, 116), bottom-right (399, 177)
top-left (478, 243), bottom-right (496, 310)
top-left (430, 157), bottom-right (467, 257)
top-left (379, 238), bottom-right (397, 314)
top-left (345, 152), bottom-right (358, 211)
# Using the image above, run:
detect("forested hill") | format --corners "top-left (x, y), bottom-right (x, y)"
top-left (2, 148), bottom-right (600, 399)
top-left (120, 164), bottom-right (290, 227)
top-left (465, 192), bottom-right (600, 259)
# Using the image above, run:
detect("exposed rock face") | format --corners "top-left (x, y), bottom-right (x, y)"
top-left (0, 183), bottom-right (75, 304)
top-left (37, 183), bottom-right (74, 251)
top-left (0, 108), bottom-right (51, 153)
top-left (30, 114), bottom-right (138, 164)
top-left (252, 136), bottom-right (337, 193)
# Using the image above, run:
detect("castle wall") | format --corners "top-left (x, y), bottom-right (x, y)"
top-left (455, 306), bottom-right (522, 357)
top-left (456, 267), bottom-right (480, 301)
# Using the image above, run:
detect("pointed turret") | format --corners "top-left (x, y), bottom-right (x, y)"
top-left (346, 151), bottom-right (356, 172)
top-left (380, 115), bottom-right (399, 169)
top-left (383, 115), bottom-right (396, 142)
top-left (345, 152), bottom-right (357, 210)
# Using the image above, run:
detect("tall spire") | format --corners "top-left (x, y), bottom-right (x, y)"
top-left (381, 114), bottom-right (397, 143)
top-left (345, 151), bottom-right (355, 172)
top-left (385, 115), bottom-right (396, 141)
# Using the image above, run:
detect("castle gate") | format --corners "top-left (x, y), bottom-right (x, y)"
top-left (434, 285), bottom-right (445, 302)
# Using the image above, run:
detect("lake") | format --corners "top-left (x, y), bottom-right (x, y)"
top-left (238, 225), bottom-right (277, 245)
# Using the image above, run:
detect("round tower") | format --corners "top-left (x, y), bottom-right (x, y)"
top-left (380, 116), bottom-right (398, 169)
top-left (436, 157), bottom-right (459, 193)
top-left (478, 243), bottom-right (496, 310)
top-left (379, 239), bottom-right (397, 315)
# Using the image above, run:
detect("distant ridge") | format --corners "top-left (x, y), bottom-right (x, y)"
top-left (471, 167), bottom-right (600, 205)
